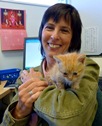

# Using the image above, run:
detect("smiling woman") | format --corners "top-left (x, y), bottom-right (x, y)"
top-left (0, 0), bottom-right (67, 6)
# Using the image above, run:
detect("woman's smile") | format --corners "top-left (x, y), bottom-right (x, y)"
top-left (48, 43), bottom-right (61, 48)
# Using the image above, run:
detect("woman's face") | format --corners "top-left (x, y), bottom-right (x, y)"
top-left (42, 18), bottom-right (72, 60)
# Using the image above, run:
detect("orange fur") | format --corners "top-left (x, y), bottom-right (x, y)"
top-left (46, 52), bottom-right (86, 90)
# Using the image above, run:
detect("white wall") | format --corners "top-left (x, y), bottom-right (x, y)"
top-left (0, 1), bottom-right (48, 70)
top-left (70, 0), bottom-right (102, 76)
top-left (0, 1), bottom-right (102, 76)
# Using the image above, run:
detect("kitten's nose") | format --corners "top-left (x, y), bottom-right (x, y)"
top-left (68, 75), bottom-right (73, 80)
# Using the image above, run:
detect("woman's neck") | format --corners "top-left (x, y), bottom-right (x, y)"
top-left (45, 57), bottom-right (55, 72)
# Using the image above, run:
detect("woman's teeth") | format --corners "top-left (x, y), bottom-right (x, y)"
top-left (49, 43), bottom-right (60, 48)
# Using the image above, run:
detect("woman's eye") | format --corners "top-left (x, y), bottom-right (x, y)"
top-left (45, 26), bottom-right (54, 31)
top-left (61, 29), bottom-right (69, 33)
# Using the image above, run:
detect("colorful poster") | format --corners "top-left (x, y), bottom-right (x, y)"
top-left (0, 8), bottom-right (25, 29)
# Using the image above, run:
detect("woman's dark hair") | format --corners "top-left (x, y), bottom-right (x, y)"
top-left (39, 3), bottom-right (82, 58)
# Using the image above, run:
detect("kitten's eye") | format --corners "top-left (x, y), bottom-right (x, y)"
top-left (63, 72), bottom-right (68, 76)
top-left (73, 72), bottom-right (77, 76)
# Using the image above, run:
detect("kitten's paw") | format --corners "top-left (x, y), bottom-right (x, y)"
top-left (71, 84), bottom-right (79, 90)
top-left (45, 76), bottom-right (53, 85)
top-left (56, 83), bottom-right (65, 89)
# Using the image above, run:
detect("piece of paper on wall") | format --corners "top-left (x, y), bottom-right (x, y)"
top-left (80, 27), bottom-right (101, 55)
top-left (0, 29), bottom-right (27, 51)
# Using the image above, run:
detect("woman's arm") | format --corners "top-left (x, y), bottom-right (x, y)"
top-left (1, 69), bottom-right (48, 126)
top-left (34, 57), bottom-right (100, 126)
top-left (1, 99), bottom-right (30, 126)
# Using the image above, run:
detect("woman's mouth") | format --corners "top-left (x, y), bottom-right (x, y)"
top-left (49, 43), bottom-right (61, 48)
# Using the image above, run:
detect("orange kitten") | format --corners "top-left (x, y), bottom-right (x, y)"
top-left (46, 52), bottom-right (86, 90)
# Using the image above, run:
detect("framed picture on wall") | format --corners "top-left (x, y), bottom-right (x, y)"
top-left (0, 8), bottom-right (25, 29)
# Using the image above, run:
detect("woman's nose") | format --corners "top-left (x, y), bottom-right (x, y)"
top-left (51, 30), bottom-right (60, 40)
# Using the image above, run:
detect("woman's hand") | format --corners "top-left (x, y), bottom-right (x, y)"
top-left (20, 68), bottom-right (42, 83)
top-left (12, 68), bottom-right (48, 119)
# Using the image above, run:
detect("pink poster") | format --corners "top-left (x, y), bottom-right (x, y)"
top-left (0, 29), bottom-right (27, 51)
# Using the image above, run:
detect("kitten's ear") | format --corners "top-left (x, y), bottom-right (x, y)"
top-left (78, 54), bottom-right (86, 64)
top-left (53, 55), bottom-right (61, 64)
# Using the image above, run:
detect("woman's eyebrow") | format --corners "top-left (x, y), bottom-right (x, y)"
top-left (61, 26), bottom-right (72, 31)
top-left (45, 22), bottom-right (55, 26)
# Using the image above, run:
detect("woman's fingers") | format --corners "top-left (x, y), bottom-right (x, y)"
top-left (13, 69), bottom-right (47, 118)
top-left (16, 82), bottom-right (47, 118)
top-left (19, 78), bottom-right (48, 88)
top-left (18, 79), bottom-right (48, 103)
top-left (15, 69), bottom-right (48, 118)
top-left (20, 68), bottom-right (42, 83)
top-left (14, 89), bottom-right (43, 118)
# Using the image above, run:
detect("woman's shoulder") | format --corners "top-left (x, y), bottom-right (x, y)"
top-left (86, 57), bottom-right (99, 68)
